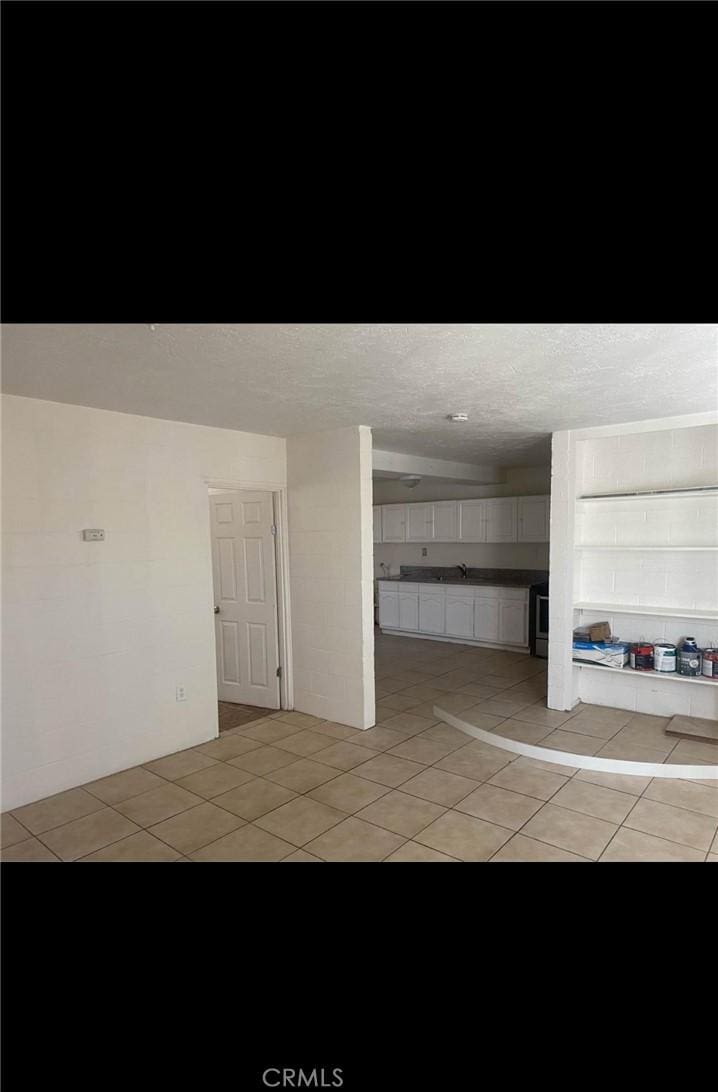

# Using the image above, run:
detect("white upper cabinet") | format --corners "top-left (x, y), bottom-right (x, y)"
top-left (406, 502), bottom-right (434, 542)
top-left (432, 500), bottom-right (458, 541)
top-left (381, 504), bottom-right (406, 542)
top-left (517, 496), bottom-right (550, 541)
top-left (458, 500), bottom-right (486, 542)
top-left (485, 498), bottom-right (517, 542)
top-left (373, 506), bottom-right (382, 544)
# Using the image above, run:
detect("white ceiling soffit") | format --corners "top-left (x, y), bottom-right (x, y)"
top-left (372, 449), bottom-right (504, 485)
top-left (1, 323), bottom-right (715, 466)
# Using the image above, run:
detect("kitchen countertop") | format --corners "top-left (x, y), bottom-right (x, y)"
top-left (377, 566), bottom-right (549, 589)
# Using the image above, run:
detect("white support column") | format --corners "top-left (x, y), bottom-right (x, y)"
top-left (547, 429), bottom-right (578, 711)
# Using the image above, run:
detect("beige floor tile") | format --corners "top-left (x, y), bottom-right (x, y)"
top-left (381, 712), bottom-right (440, 736)
top-left (389, 669), bottom-right (437, 687)
top-left (39, 808), bottom-right (140, 861)
top-left (144, 749), bottom-right (219, 781)
top-left (643, 778), bottom-right (718, 819)
top-left (264, 758), bottom-right (341, 793)
top-left (666, 739), bottom-right (718, 764)
top-left (414, 810), bottom-right (512, 861)
top-left (282, 849), bottom-right (324, 861)
top-left (114, 783), bottom-right (204, 827)
top-left (276, 711), bottom-right (328, 729)
top-left (454, 783), bottom-right (543, 830)
top-left (450, 708), bottom-right (505, 732)
top-left (490, 719), bottom-right (554, 745)
top-left (385, 841), bottom-right (459, 862)
top-left (374, 675), bottom-right (417, 694)
top-left (712, 830), bottom-right (718, 854)
top-left (572, 768), bottom-right (651, 795)
top-left (569, 705), bottom-right (634, 729)
top-left (429, 692), bottom-right (483, 715)
top-left (550, 780), bottom-right (636, 824)
top-left (598, 738), bottom-right (671, 764)
top-left (622, 798), bottom-right (717, 852)
top-left (239, 719), bottom-right (305, 743)
top-left (707, 854), bottom-right (718, 862)
top-left (11, 787), bottom-right (105, 835)
top-left (194, 736), bottom-right (263, 762)
top-left (304, 816), bottom-right (406, 861)
top-left (509, 755), bottom-right (579, 776)
top-left (272, 730), bottom-right (337, 757)
top-left (1, 813), bottom-right (31, 849)
top-left (175, 762), bottom-right (256, 799)
top-left (387, 736), bottom-right (459, 766)
top-left (84, 766), bottom-right (167, 805)
top-left (229, 745), bottom-right (300, 776)
top-left (255, 797), bottom-right (346, 846)
top-left (2, 837), bottom-right (60, 861)
top-left (307, 740), bottom-right (378, 771)
top-left (474, 696), bottom-right (536, 718)
top-left (355, 790), bottom-right (446, 838)
top-left (433, 669), bottom-right (485, 689)
top-left (417, 722), bottom-right (478, 750)
top-left (352, 753), bottom-right (426, 788)
top-left (555, 717), bottom-right (621, 741)
top-left (400, 767), bottom-right (480, 807)
top-left (471, 674), bottom-right (516, 690)
top-left (539, 730), bottom-right (607, 756)
top-left (191, 824), bottom-right (295, 861)
top-left (436, 744), bottom-right (512, 783)
top-left (623, 713), bottom-right (671, 732)
top-left (521, 804), bottom-right (617, 860)
top-left (456, 683), bottom-right (503, 700)
top-left (403, 702), bottom-right (446, 722)
top-left (609, 724), bottom-right (677, 757)
top-left (308, 773), bottom-right (391, 813)
top-left (490, 834), bottom-right (589, 862)
top-left (149, 802), bottom-right (245, 853)
top-left (349, 726), bottom-right (409, 752)
top-left (377, 691), bottom-right (427, 711)
top-left (600, 827), bottom-right (705, 862)
top-left (488, 762), bottom-right (569, 801)
top-left (80, 830), bottom-right (182, 861)
top-left (212, 778), bottom-right (298, 820)
top-left (311, 721), bottom-right (365, 741)
top-left (509, 704), bottom-right (577, 730)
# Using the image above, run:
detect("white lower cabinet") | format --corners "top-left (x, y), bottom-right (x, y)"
top-left (418, 590), bottom-right (445, 634)
top-left (498, 599), bottom-right (528, 645)
top-left (398, 591), bottom-right (419, 631)
top-left (445, 593), bottom-right (475, 639)
top-left (378, 591), bottom-right (398, 629)
top-left (474, 597), bottom-right (500, 643)
top-left (379, 580), bottom-right (529, 648)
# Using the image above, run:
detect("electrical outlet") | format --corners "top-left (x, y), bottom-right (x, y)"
top-left (421, 547), bottom-right (428, 557)
top-left (176, 686), bottom-right (187, 702)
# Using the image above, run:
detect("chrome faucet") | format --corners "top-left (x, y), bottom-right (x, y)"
top-left (458, 563), bottom-right (469, 579)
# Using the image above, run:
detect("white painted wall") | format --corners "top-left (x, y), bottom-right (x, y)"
top-left (287, 426), bottom-right (375, 729)
top-left (1, 395), bottom-right (287, 810)
top-left (373, 468), bottom-right (550, 574)
top-left (547, 412), bottom-right (718, 719)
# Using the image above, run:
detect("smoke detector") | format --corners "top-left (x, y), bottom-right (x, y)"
top-left (447, 413), bottom-right (469, 422)
top-left (400, 475), bottom-right (422, 489)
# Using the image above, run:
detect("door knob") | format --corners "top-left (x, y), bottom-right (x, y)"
top-left (214, 605), bottom-right (220, 614)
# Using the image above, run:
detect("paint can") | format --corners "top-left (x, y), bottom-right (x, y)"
top-left (629, 642), bottom-right (655, 671)
top-left (677, 637), bottom-right (702, 677)
top-left (701, 647), bottom-right (718, 679)
top-left (653, 642), bottom-right (677, 673)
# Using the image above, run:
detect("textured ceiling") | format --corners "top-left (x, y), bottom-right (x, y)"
top-left (2, 324), bottom-right (716, 466)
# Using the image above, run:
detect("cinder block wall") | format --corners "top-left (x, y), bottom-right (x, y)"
top-left (287, 426), bottom-right (375, 729)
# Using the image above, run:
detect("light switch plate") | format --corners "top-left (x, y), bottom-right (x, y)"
top-left (82, 529), bottom-right (105, 541)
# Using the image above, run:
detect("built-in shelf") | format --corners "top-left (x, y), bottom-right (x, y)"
top-left (574, 661), bottom-right (718, 687)
top-left (575, 545), bottom-right (718, 551)
top-left (578, 487), bottom-right (718, 501)
top-left (573, 602), bottom-right (718, 620)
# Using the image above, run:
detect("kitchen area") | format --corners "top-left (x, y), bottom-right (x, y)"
top-left (372, 486), bottom-right (550, 657)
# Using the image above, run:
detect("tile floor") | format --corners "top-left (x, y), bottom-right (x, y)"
top-left (3, 633), bottom-right (717, 862)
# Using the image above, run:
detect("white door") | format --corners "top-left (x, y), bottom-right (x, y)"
top-left (432, 501), bottom-right (458, 541)
top-left (398, 592), bottom-right (419, 631)
top-left (498, 600), bottom-right (528, 645)
top-left (406, 503), bottom-right (434, 542)
top-left (382, 505), bottom-right (406, 542)
top-left (379, 591), bottom-right (399, 629)
top-left (445, 595), bottom-right (475, 638)
top-left (373, 506), bottom-right (382, 543)
top-left (485, 498), bottom-right (517, 542)
top-left (474, 598), bottom-right (499, 642)
top-left (458, 500), bottom-right (486, 542)
top-left (518, 496), bottom-right (550, 542)
top-left (210, 491), bottom-right (280, 707)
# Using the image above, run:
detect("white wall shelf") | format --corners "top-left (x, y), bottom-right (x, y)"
top-left (574, 662), bottom-right (718, 687)
top-left (578, 486), bottom-right (718, 501)
top-left (575, 545), bottom-right (718, 551)
top-left (574, 602), bottom-right (718, 621)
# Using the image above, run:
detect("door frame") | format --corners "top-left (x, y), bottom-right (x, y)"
top-left (206, 479), bottom-right (293, 711)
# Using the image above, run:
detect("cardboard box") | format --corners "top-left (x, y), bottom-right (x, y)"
top-left (572, 639), bottom-right (630, 669)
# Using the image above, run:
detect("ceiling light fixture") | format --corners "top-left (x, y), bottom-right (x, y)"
top-left (447, 413), bottom-right (469, 422)
top-left (399, 475), bottom-right (422, 489)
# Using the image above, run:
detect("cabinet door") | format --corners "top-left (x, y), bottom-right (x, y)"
top-left (485, 498), bottom-right (517, 542)
top-left (419, 595), bottom-right (445, 634)
top-left (474, 597), bottom-right (499, 642)
top-left (458, 500), bottom-right (486, 542)
top-left (445, 596), bottom-right (475, 639)
top-left (432, 501), bottom-right (458, 541)
top-left (373, 506), bottom-right (382, 543)
top-left (518, 496), bottom-right (549, 542)
top-left (406, 503), bottom-right (434, 542)
top-left (398, 593), bottom-right (419, 631)
top-left (498, 600), bottom-right (528, 645)
top-left (381, 505), bottom-right (406, 542)
top-left (379, 592), bottom-right (399, 629)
